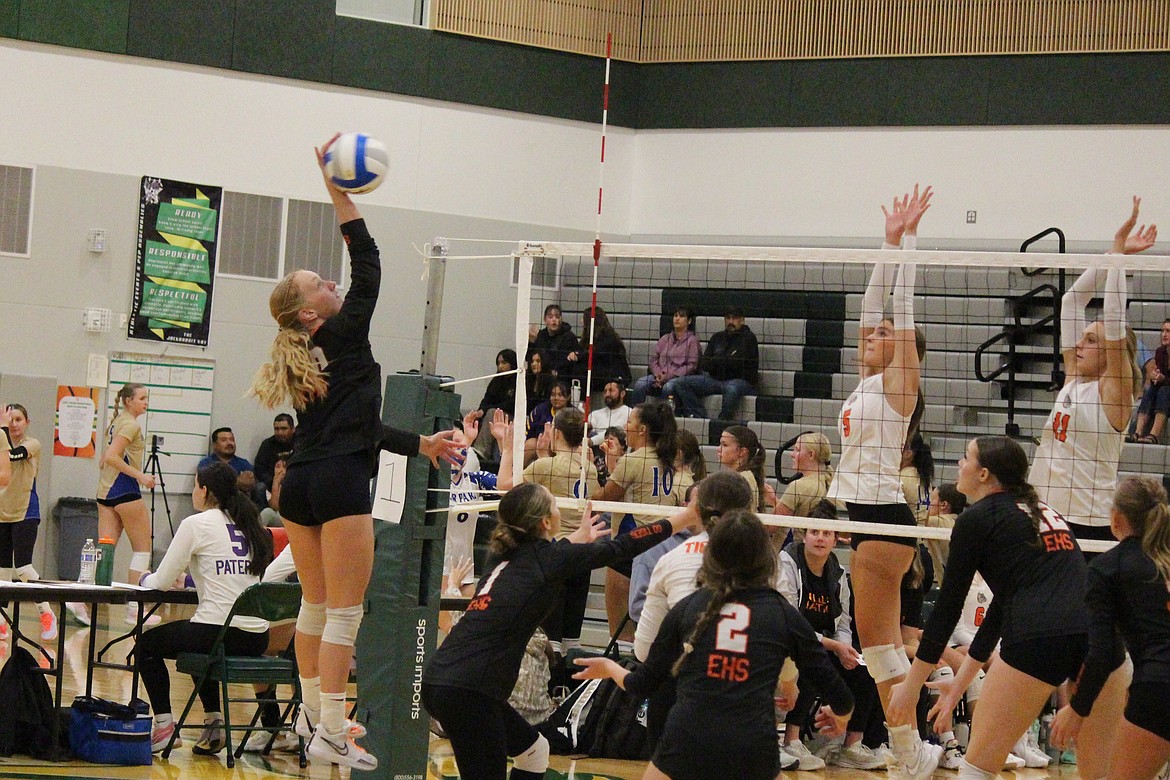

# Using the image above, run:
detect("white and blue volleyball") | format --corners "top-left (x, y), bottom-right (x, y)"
top-left (324, 132), bottom-right (389, 194)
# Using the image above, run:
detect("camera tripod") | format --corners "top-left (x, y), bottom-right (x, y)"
top-left (144, 434), bottom-right (175, 565)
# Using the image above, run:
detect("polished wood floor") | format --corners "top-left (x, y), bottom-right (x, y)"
top-left (0, 604), bottom-right (1084, 779)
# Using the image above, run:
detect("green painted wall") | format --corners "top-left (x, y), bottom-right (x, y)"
top-left (6, 0), bottom-right (1170, 129)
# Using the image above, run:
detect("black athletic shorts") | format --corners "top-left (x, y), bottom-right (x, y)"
top-left (846, 502), bottom-right (918, 549)
top-left (280, 451), bottom-right (374, 527)
top-left (96, 492), bottom-right (142, 508)
top-left (654, 733), bottom-right (779, 780)
top-left (999, 633), bottom-right (1088, 687)
top-left (1125, 681), bottom-right (1170, 743)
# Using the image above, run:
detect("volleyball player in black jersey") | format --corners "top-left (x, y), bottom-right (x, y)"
top-left (422, 483), bottom-right (693, 780)
top-left (575, 510), bottom-right (854, 780)
top-left (1049, 475), bottom-right (1170, 779)
top-left (886, 436), bottom-right (1088, 780)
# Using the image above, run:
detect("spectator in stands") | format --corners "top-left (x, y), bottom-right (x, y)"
top-left (674, 429), bottom-right (707, 482)
top-left (524, 381), bottom-right (570, 465)
top-left (570, 307), bottom-right (631, 389)
top-left (199, 428), bottom-right (260, 500)
top-left (527, 304), bottom-right (578, 378)
top-left (1127, 318), bottom-right (1170, 444)
top-left (629, 306), bottom-right (701, 405)
top-left (664, 306), bottom-right (759, 421)
top-left (259, 454), bottom-right (288, 527)
top-left (924, 483), bottom-right (966, 585)
top-left (475, 349), bottom-right (520, 459)
top-left (588, 379), bottom-right (630, 447)
top-left (525, 350), bottom-right (553, 414)
top-left (899, 432), bottom-right (934, 524)
top-left (253, 414), bottom-right (295, 493)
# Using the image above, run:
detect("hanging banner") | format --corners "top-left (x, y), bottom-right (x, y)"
top-left (129, 176), bottom-right (222, 346)
top-left (54, 385), bottom-right (99, 458)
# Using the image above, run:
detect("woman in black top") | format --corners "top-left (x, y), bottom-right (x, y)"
top-left (477, 349), bottom-right (519, 418)
top-left (1050, 475), bottom-right (1170, 779)
top-left (423, 483), bottom-right (692, 780)
top-left (570, 306), bottom-right (631, 388)
top-left (576, 510), bottom-right (854, 780)
top-left (887, 436), bottom-right (1088, 779)
top-left (249, 136), bottom-right (384, 770)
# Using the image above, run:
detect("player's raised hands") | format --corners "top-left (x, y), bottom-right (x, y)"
top-left (568, 502), bottom-right (611, 544)
top-left (1113, 196), bottom-right (1158, 255)
top-left (901, 184), bottom-right (933, 235)
top-left (882, 194), bottom-right (907, 246)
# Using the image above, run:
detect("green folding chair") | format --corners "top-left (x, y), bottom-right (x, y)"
top-left (162, 582), bottom-right (305, 768)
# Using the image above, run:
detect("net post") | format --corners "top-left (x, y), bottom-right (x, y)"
top-left (512, 244), bottom-right (537, 487)
top-left (420, 238), bottom-right (448, 376)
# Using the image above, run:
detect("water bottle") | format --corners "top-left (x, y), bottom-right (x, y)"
top-left (96, 537), bottom-right (116, 586)
top-left (79, 538), bottom-right (99, 584)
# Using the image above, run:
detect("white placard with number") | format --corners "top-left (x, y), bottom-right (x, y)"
top-left (372, 450), bottom-right (408, 524)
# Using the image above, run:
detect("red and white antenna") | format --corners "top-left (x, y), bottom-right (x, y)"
top-left (580, 32), bottom-right (612, 488)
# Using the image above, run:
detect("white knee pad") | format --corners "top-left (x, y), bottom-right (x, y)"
top-left (966, 669), bottom-right (985, 702)
top-left (296, 599), bottom-right (326, 637)
top-left (957, 757), bottom-right (996, 779)
top-left (322, 605), bottom-right (363, 647)
top-left (130, 552), bottom-right (152, 572)
top-left (15, 564), bottom-right (39, 582)
top-left (511, 734), bottom-right (550, 772)
top-left (861, 644), bottom-right (911, 684)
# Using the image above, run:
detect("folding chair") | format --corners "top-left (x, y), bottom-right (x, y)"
top-left (162, 582), bottom-right (305, 768)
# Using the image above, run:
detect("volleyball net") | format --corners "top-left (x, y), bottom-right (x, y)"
top-left (432, 236), bottom-right (1170, 555)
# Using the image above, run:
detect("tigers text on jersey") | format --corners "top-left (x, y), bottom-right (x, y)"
top-left (424, 520), bottom-right (672, 702)
top-left (826, 373), bottom-right (910, 506)
top-left (1028, 379), bottom-right (1122, 527)
top-left (917, 492), bottom-right (1087, 666)
top-left (140, 508), bottom-right (266, 632)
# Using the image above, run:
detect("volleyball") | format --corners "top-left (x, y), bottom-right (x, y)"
top-left (323, 132), bottom-right (389, 194)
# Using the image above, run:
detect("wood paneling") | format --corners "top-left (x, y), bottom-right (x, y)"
top-left (432, 0), bottom-right (1170, 62)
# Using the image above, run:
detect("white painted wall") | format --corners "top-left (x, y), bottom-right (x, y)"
top-left (630, 126), bottom-right (1170, 246)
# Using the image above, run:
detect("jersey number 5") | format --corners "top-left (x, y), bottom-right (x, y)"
top-left (226, 523), bottom-right (250, 557)
top-left (1051, 412), bottom-right (1070, 443)
top-left (841, 409), bottom-right (852, 438)
top-left (715, 603), bottom-right (751, 653)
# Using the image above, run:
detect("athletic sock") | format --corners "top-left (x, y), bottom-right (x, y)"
top-left (320, 692), bottom-right (347, 736)
top-left (300, 676), bottom-right (321, 715)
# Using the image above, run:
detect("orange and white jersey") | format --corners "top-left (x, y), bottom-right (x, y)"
top-left (827, 373), bottom-right (910, 506)
top-left (1028, 379), bottom-right (1121, 528)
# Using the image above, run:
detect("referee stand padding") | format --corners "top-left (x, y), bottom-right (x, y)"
top-left (356, 373), bottom-right (461, 779)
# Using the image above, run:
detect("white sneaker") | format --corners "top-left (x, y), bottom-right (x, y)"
top-left (65, 602), bottom-right (91, 627)
top-left (243, 729), bottom-right (300, 753)
top-left (777, 746), bottom-right (800, 770)
top-left (1004, 752), bottom-right (1026, 770)
top-left (940, 738), bottom-right (963, 769)
top-left (307, 725), bottom-right (377, 771)
top-left (832, 741), bottom-right (888, 770)
top-left (293, 708), bottom-right (367, 740)
top-left (783, 740), bottom-right (827, 771)
top-left (1013, 732), bottom-right (1051, 768)
top-left (901, 740), bottom-right (944, 780)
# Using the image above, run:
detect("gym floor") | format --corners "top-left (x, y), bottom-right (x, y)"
top-left (0, 603), bottom-right (1079, 779)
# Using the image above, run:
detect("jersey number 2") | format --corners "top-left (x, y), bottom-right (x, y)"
top-left (715, 603), bottom-right (751, 653)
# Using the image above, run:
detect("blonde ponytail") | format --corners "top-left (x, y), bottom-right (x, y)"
top-left (249, 273), bottom-right (329, 411)
top-left (1114, 475), bottom-right (1170, 584)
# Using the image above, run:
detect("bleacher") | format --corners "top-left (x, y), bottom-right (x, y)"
top-left (550, 255), bottom-right (1170, 646)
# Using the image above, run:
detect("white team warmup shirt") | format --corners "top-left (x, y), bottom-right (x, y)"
top-left (1028, 379), bottom-right (1122, 527)
top-left (633, 530), bottom-right (708, 661)
top-left (140, 507), bottom-right (266, 632)
top-left (446, 449), bottom-right (496, 585)
top-left (950, 572), bottom-right (993, 648)
top-left (827, 372), bottom-right (911, 506)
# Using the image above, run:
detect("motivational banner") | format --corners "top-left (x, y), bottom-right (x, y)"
top-left (129, 176), bottom-right (222, 345)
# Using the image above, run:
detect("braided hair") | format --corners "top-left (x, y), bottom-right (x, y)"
top-left (972, 436), bottom-right (1045, 541)
top-left (694, 471), bottom-right (755, 532)
top-left (671, 510), bottom-right (775, 677)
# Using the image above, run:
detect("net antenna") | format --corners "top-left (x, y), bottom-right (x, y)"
top-left (576, 31), bottom-right (614, 492)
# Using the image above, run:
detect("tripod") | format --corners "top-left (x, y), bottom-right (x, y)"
top-left (144, 434), bottom-right (175, 568)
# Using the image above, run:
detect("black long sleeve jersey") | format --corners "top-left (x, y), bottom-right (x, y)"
top-left (1071, 537), bottom-right (1170, 716)
top-left (288, 219), bottom-right (383, 466)
top-left (625, 587), bottom-right (853, 750)
top-left (424, 521), bottom-right (672, 701)
top-left (917, 492), bottom-right (1088, 665)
